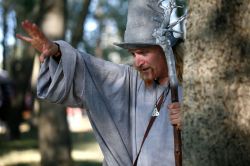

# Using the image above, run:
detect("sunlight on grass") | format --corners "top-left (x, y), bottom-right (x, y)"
top-left (0, 116), bottom-right (103, 166)
top-left (0, 149), bottom-right (103, 166)
top-left (0, 150), bottom-right (40, 165)
top-left (72, 150), bottom-right (103, 162)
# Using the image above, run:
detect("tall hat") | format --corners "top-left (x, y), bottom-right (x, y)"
top-left (114, 0), bottom-right (179, 49)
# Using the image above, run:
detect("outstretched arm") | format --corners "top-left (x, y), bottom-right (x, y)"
top-left (16, 20), bottom-right (60, 62)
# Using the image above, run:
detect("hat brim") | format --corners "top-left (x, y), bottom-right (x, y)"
top-left (113, 42), bottom-right (158, 49)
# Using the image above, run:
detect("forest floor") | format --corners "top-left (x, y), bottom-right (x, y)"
top-left (0, 115), bottom-right (103, 166)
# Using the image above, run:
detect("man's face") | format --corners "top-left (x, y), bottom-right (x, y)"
top-left (129, 46), bottom-right (168, 85)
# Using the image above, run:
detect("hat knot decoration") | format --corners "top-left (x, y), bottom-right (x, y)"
top-left (150, 0), bottom-right (186, 46)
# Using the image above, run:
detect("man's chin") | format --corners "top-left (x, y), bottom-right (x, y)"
top-left (140, 74), bottom-right (154, 87)
top-left (144, 79), bottom-right (154, 87)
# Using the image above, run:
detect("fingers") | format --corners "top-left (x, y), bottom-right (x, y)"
top-left (22, 20), bottom-right (37, 37)
top-left (169, 111), bottom-right (180, 124)
top-left (16, 34), bottom-right (32, 43)
top-left (168, 102), bottom-right (181, 129)
top-left (18, 20), bottom-right (52, 52)
top-left (21, 20), bottom-right (45, 39)
top-left (18, 20), bottom-right (58, 63)
top-left (168, 102), bottom-right (180, 109)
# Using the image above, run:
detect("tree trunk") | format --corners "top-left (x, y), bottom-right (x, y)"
top-left (183, 0), bottom-right (250, 166)
top-left (1, 1), bottom-right (8, 69)
top-left (39, 101), bottom-right (72, 166)
top-left (71, 0), bottom-right (91, 48)
top-left (37, 0), bottom-right (72, 166)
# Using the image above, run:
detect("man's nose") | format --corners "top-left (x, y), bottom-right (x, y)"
top-left (134, 55), bottom-right (144, 67)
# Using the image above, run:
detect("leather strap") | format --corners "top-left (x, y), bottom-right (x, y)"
top-left (133, 85), bottom-right (170, 166)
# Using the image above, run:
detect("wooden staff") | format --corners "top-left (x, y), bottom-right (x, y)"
top-left (163, 41), bottom-right (182, 166)
top-left (149, 0), bottom-right (186, 165)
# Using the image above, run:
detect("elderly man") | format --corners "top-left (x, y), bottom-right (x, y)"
top-left (17, 0), bottom-right (183, 165)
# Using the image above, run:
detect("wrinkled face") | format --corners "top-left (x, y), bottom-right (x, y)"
top-left (129, 46), bottom-right (168, 85)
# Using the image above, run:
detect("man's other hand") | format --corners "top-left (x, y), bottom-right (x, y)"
top-left (168, 102), bottom-right (181, 130)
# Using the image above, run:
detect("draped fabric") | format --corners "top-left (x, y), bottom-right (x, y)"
top-left (37, 41), bottom-right (182, 166)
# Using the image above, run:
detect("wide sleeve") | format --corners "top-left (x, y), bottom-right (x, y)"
top-left (37, 41), bottom-right (136, 165)
top-left (37, 40), bottom-right (131, 108)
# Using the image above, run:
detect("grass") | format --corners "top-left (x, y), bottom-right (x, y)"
top-left (0, 127), bottom-right (38, 156)
top-left (74, 161), bottom-right (102, 166)
top-left (0, 123), bottom-right (102, 166)
top-left (0, 161), bottom-right (101, 166)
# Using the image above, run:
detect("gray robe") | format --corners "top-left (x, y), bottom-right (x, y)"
top-left (37, 41), bottom-right (182, 166)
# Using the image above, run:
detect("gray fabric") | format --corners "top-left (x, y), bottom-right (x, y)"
top-left (37, 41), bottom-right (182, 166)
top-left (114, 0), bottom-right (162, 49)
top-left (114, 0), bottom-right (178, 49)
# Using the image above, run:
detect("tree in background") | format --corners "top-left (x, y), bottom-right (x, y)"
top-left (66, 0), bottom-right (129, 63)
top-left (183, 0), bottom-right (250, 165)
top-left (93, 0), bottom-right (129, 61)
top-left (1, 0), bottom-right (72, 165)
top-left (0, 0), bottom-right (8, 70)
top-left (0, 0), bottom-right (40, 140)
top-left (70, 0), bottom-right (91, 48)
top-left (1, 0), bottom-right (130, 165)
top-left (36, 0), bottom-right (73, 165)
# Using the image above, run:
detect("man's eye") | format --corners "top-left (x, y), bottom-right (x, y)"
top-left (130, 52), bottom-right (135, 57)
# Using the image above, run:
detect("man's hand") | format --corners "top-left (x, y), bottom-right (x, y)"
top-left (168, 102), bottom-right (181, 130)
top-left (16, 20), bottom-right (60, 63)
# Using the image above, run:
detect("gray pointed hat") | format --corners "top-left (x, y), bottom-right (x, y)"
top-left (114, 0), bottom-right (177, 49)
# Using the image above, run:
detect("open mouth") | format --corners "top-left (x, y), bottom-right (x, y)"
top-left (142, 67), bottom-right (150, 72)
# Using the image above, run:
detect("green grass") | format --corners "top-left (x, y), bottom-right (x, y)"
top-left (0, 124), bottom-right (102, 166)
top-left (0, 162), bottom-right (102, 166)
top-left (0, 127), bottom-right (38, 155)
top-left (74, 161), bottom-right (102, 166)
top-left (71, 131), bottom-right (100, 150)
top-left (4, 163), bottom-right (39, 166)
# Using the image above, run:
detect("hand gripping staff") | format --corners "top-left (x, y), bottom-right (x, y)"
top-left (148, 0), bottom-right (187, 166)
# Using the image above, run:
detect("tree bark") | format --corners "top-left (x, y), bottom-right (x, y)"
top-left (71, 0), bottom-right (91, 48)
top-left (1, 1), bottom-right (8, 70)
top-left (37, 0), bottom-right (72, 166)
top-left (39, 101), bottom-right (72, 166)
top-left (183, 0), bottom-right (250, 165)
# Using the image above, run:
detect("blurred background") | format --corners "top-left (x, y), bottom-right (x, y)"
top-left (0, 0), bottom-right (129, 165)
top-left (0, 0), bottom-right (186, 165)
